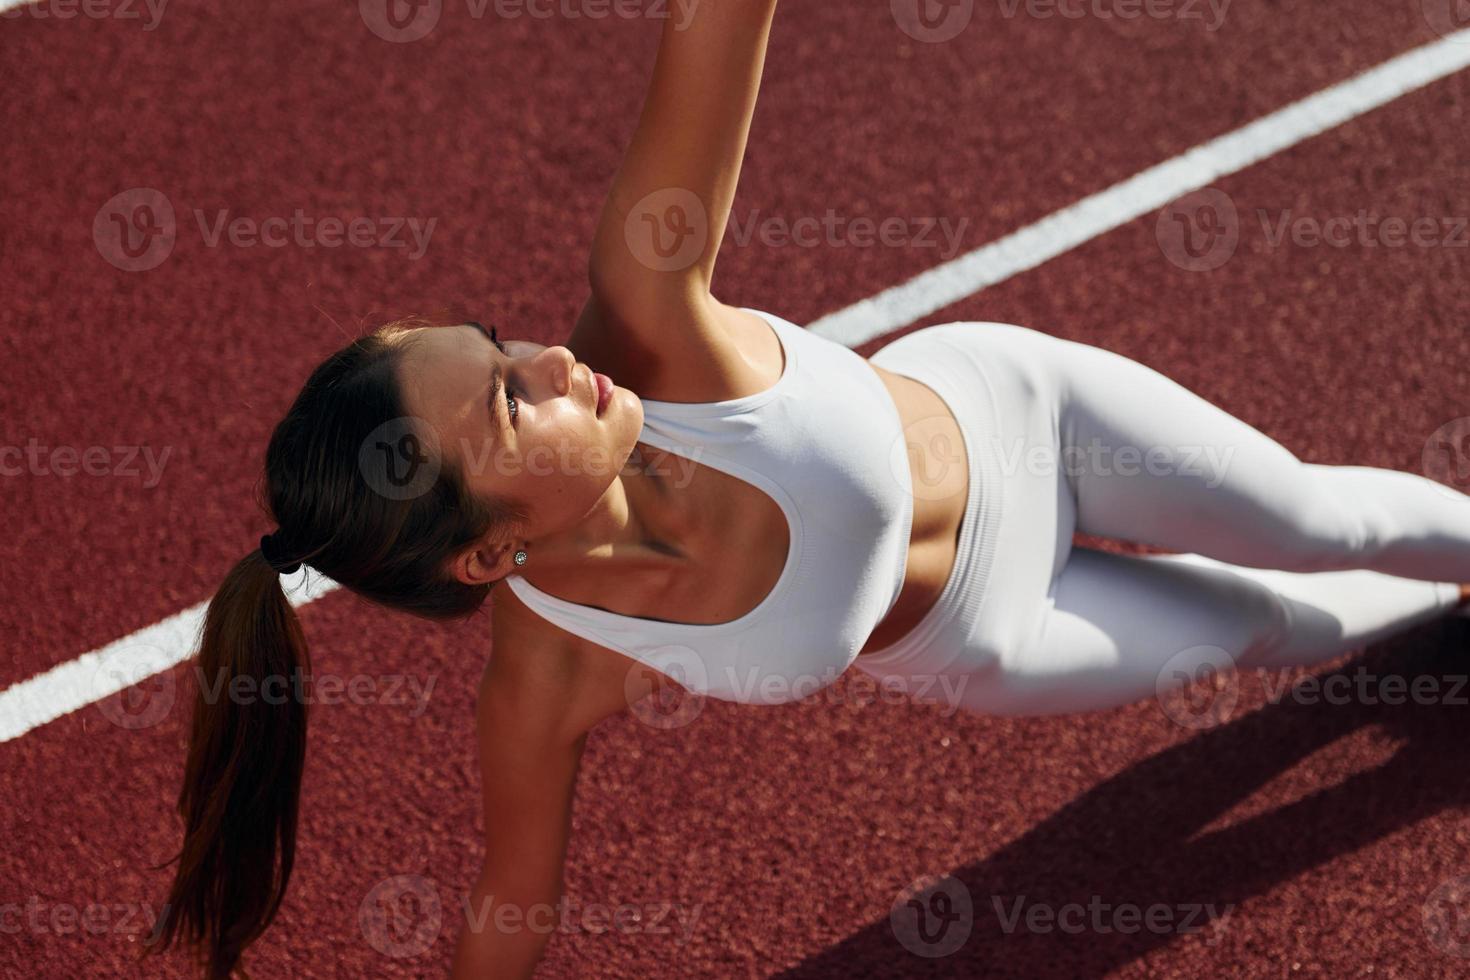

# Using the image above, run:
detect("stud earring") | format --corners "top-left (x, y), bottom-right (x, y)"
top-left (513, 549), bottom-right (529, 566)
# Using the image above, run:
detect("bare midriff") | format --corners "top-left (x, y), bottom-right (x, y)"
top-left (857, 360), bottom-right (971, 656)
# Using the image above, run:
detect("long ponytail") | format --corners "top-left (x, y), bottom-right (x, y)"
top-left (142, 316), bottom-right (531, 978)
top-left (145, 547), bottom-right (311, 979)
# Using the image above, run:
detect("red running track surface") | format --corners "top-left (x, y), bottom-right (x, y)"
top-left (3, 0), bottom-right (1469, 976)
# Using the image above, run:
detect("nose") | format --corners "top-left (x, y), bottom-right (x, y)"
top-left (535, 345), bottom-right (577, 397)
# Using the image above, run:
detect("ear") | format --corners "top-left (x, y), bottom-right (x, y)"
top-left (452, 536), bottom-right (521, 587)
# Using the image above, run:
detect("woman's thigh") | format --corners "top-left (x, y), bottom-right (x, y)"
top-left (948, 545), bottom-right (1292, 717)
top-left (867, 321), bottom-right (1285, 710)
top-left (861, 321), bottom-right (1457, 718)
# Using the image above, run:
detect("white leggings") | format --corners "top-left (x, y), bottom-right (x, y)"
top-left (853, 322), bottom-right (1470, 717)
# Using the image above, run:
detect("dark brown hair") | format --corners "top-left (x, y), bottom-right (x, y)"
top-left (142, 314), bottom-right (530, 979)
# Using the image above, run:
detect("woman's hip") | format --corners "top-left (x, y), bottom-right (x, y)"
top-left (855, 321), bottom-right (1082, 692)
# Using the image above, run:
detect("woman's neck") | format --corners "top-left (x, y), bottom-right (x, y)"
top-left (514, 446), bottom-right (697, 596)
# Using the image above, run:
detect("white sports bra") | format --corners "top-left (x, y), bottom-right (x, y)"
top-left (503, 308), bottom-right (913, 705)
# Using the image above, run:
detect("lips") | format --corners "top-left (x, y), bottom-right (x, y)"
top-left (579, 364), bottom-right (612, 415)
top-left (594, 372), bottom-right (613, 415)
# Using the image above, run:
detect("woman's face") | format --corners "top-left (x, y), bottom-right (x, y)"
top-left (396, 323), bottom-right (643, 572)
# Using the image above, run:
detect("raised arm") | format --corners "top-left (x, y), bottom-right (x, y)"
top-left (585, 0), bottom-right (780, 333)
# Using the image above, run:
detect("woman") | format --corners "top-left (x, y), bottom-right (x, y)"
top-left (147, 2), bottom-right (1470, 977)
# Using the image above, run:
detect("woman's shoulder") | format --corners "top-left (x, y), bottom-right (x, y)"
top-left (487, 583), bottom-right (678, 738)
top-left (567, 292), bottom-right (784, 405)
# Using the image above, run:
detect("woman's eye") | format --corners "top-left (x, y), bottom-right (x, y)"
top-left (488, 325), bottom-right (518, 424)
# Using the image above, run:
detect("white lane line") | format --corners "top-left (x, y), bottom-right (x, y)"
top-left (809, 26), bottom-right (1470, 347)
top-left (0, 571), bottom-right (337, 743)
top-left (5, 28), bottom-right (1470, 744)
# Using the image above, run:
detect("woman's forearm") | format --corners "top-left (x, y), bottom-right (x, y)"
top-left (449, 872), bottom-right (557, 980)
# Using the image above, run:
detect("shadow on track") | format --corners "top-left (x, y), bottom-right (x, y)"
top-left (776, 622), bottom-right (1470, 979)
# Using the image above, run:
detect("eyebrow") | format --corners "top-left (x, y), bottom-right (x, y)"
top-left (466, 322), bottom-right (504, 431)
top-left (488, 362), bottom-right (504, 430)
